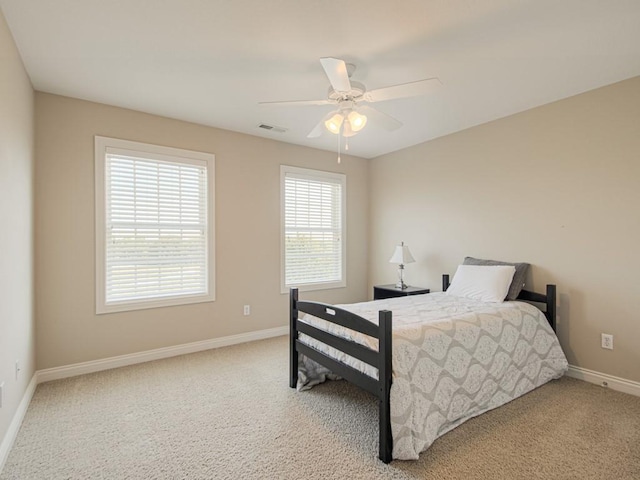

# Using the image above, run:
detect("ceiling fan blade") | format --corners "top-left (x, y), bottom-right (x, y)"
top-left (306, 117), bottom-right (326, 138)
top-left (357, 105), bottom-right (403, 131)
top-left (363, 78), bottom-right (442, 103)
top-left (320, 57), bottom-right (352, 93)
top-left (259, 98), bottom-right (333, 107)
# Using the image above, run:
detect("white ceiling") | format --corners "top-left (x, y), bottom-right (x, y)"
top-left (2, 0), bottom-right (640, 158)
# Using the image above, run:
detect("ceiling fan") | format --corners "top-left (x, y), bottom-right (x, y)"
top-left (260, 57), bottom-right (442, 139)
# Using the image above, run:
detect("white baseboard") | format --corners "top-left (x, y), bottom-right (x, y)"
top-left (37, 326), bottom-right (288, 384)
top-left (0, 374), bottom-right (37, 474)
top-left (567, 365), bottom-right (640, 397)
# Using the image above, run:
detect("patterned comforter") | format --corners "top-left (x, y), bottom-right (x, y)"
top-left (297, 292), bottom-right (568, 460)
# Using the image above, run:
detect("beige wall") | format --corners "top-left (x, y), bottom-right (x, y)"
top-left (370, 76), bottom-right (640, 382)
top-left (35, 93), bottom-right (369, 370)
top-left (0, 10), bottom-right (35, 449)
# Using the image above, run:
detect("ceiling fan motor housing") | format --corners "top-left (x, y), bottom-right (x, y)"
top-left (328, 81), bottom-right (366, 103)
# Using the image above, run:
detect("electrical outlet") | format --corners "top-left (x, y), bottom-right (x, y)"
top-left (243, 305), bottom-right (251, 316)
top-left (601, 333), bottom-right (614, 350)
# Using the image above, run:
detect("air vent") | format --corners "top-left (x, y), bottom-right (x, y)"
top-left (258, 123), bottom-right (288, 134)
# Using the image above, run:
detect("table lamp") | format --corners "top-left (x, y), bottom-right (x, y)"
top-left (389, 241), bottom-right (415, 289)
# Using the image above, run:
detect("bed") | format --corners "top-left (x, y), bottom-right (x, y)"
top-left (289, 271), bottom-right (568, 463)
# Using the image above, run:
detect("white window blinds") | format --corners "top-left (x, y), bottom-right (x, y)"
top-left (282, 166), bottom-right (346, 291)
top-left (96, 136), bottom-right (215, 313)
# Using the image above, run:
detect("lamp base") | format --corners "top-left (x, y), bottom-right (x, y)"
top-left (395, 263), bottom-right (408, 289)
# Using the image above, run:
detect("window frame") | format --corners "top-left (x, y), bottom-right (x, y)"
top-left (95, 136), bottom-right (215, 314)
top-left (280, 165), bottom-right (346, 293)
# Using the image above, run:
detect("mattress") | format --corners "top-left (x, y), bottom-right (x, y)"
top-left (297, 292), bottom-right (569, 460)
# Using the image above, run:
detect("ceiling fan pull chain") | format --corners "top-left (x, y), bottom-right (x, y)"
top-left (337, 125), bottom-right (342, 164)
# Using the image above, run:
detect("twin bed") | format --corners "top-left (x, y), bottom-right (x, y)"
top-left (289, 269), bottom-right (568, 463)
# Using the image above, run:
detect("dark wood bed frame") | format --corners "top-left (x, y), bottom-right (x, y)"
top-left (289, 275), bottom-right (556, 463)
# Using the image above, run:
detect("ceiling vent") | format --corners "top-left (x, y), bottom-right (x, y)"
top-left (258, 123), bottom-right (288, 133)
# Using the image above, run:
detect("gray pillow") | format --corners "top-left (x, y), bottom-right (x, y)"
top-left (462, 257), bottom-right (529, 300)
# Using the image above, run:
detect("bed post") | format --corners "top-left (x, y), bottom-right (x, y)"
top-left (546, 284), bottom-right (557, 332)
top-left (442, 274), bottom-right (450, 291)
top-left (378, 309), bottom-right (393, 464)
top-left (290, 288), bottom-right (299, 389)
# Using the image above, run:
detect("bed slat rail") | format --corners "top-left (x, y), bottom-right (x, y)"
top-left (295, 342), bottom-right (380, 396)
top-left (296, 300), bottom-right (379, 338)
top-left (296, 321), bottom-right (380, 368)
top-left (517, 289), bottom-right (546, 303)
top-left (518, 285), bottom-right (556, 330)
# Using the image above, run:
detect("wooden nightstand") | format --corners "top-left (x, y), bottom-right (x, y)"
top-left (373, 284), bottom-right (430, 300)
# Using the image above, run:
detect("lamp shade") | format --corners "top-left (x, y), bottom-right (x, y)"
top-left (389, 242), bottom-right (415, 265)
top-left (324, 112), bottom-right (343, 134)
top-left (347, 110), bottom-right (367, 132)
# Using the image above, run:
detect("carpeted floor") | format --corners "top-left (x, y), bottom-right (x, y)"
top-left (1, 335), bottom-right (639, 479)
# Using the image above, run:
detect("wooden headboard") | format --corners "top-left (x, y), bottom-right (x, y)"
top-left (441, 274), bottom-right (557, 331)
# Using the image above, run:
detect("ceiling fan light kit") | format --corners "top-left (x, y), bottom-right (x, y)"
top-left (324, 108), bottom-right (367, 137)
top-left (324, 112), bottom-right (343, 134)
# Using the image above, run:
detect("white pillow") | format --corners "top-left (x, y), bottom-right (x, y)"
top-left (446, 265), bottom-right (516, 303)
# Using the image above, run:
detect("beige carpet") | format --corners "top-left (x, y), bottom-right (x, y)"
top-left (1, 336), bottom-right (639, 480)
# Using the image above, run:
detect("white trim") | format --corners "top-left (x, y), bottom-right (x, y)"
top-left (0, 375), bottom-right (37, 474)
top-left (567, 365), bottom-right (640, 397)
top-left (280, 165), bottom-right (347, 294)
top-left (37, 326), bottom-right (288, 384)
top-left (94, 136), bottom-right (216, 314)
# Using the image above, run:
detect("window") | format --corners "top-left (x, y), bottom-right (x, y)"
top-left (281, 165), bottom-right (346, 292)
top-left (95, 136), bottom-right (215, 313)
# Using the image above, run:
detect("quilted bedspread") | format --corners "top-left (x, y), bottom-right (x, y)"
top-left (297, 292), bottom-right (568, 460)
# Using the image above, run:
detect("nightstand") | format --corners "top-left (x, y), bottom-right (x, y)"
top-left (373, 284), bottom-right (430, 300)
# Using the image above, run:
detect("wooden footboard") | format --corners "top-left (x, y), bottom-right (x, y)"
top-left (289, 288), bottom-right (393, 463)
